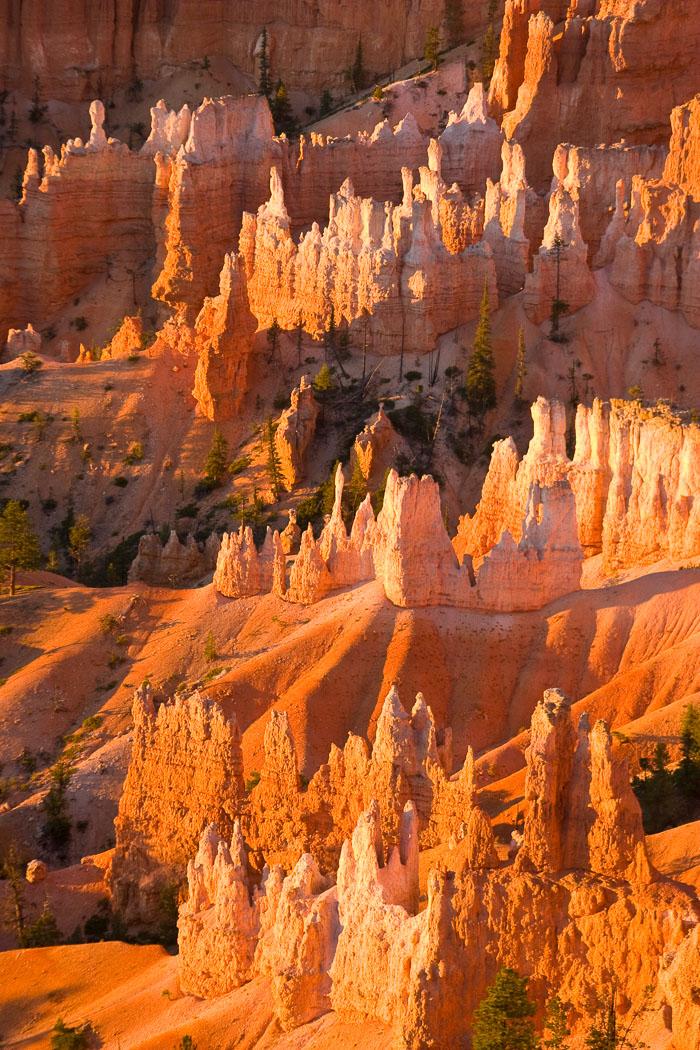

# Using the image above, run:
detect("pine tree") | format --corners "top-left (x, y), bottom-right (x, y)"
top-left (25, 900), bottom-right (60, 947)
top-left (296, 311), bottom-right (304, 367)
top-left (424, 26), bottom-right (441, 71)
top-left (204, 631), bottom-right (217, 663)
top-left (266, 317), bottom-right (281, 363)
top-left (271, 81), bottom-right (295, 136)
top-left (351, 37), bottom-right (364, 92)
top-left (544, 995), bottom-right (571, 1050)
top-left (71, 406), bottom-right (81, 441)
top-left (465, 279), bottom-right (496, 422)
top-left (325, 307), bottom-right (337, 361)
top-left (443, 0), bottom-right (464, 49)
top-left (549, 233), bottom-right (570, 338)
top-left (481, 19), bottom-right (498, 79)
top-left (2, 842), bottom-right (27, 946)
top-left (258, 27), bottom-right (271, 98)
top-left (203, 428), bottom-right (229, 487)
top-left (347, 459), bottom-right (368, 517)
top-left (0, 500), bottom-right (41, 595)
top-left (263, 415), bottom-right (283, 499)
top-left (514, 325), bottom-right (527, 407)
top-left (68, 515), bottom-right (91, 576)
top-left (313, 363), bottom-right (336, 394)
top-left (679, 701), bottom-right (700, 797)
top-left (472, 966), bottom-right (539, 1050)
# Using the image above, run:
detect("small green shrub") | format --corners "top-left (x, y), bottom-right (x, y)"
top-left (50, 1018), bottom-right (89, 1049)
top-left (123, 441), bottom-right (143, 465)
top-left (229, 456), bottom-right (251, 475)
top-left (246, 770), bottom-right (261, 792)
top-left (113, 476), bottom-right (128, 488)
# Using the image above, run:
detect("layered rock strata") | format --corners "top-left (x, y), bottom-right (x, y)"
top-left (108, 686), bottom-right (245, 923)
top-left (109, 685), bottom-right (474, 916)
top-left (457, 396), bottom-right (700, 572)
top-left (191, 252), bottom-right (258, 420)
top-left (177, 690), bottom-right (700, 1047)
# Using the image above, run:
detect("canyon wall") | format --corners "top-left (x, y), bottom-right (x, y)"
top-left (0, 0), bottom-right (484, 104)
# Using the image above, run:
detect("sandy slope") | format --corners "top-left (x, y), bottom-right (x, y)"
top-left (0, 942), bottom-right (394, 1050)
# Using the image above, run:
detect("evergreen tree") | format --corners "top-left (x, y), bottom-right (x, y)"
top-left (258, 27), bottom-right (271, 98)
top-left (0, 500), bottom-right (41, 595)
top-left (296, 311), bottom-right (304, 367)
top-left (271, 81), bottom-right (296, 136)
top-left (424, 26), bottom-right (441, 71)
top-left (549, 234), bottom-right (570, 338)
top-left (347, 459), bottom-right (368, 517)
top-left (2, 842), bottom-right (27, 946)
top-left (320, 90), bottom-right (333, 116)
top-left (325, 307), bottom-right (337, 361)
top-left (465, 279), bottom-right (496, 422)
top-left (372, 466), bottom-right (392, 515)
top-left (68, 515), bottom-right (91, 575)
top-left (266, 317), bottom-right (281, 363)
top-left (263, 415), bottom-right (283, 499)
top-left (514, 325), bottom-right (527, 407)
top-left (679, 702), bottom-right (700, 796)
top-left (443, 0), bottom-right (464, 49)
top-left (544, 995), bottom-right (571, 1050)
top-left (472, 966), bottom-right (539, 1050)
top-left (71, 407), bottom-right (81, 441)
top-left (583, 986), bottom-right (651, 1050)
top-left (348, 37), bottom-right (365, 92)
top-left (204, 631), bottom-right (217, 663)
top-left (203, 428), bottom-right (229, 487)
top-left (481, 19), bottom-right (498, 79)
top-left (313, 363), bottom-right (337, 394)
top-left (25, 900), bottom-right (60, 947)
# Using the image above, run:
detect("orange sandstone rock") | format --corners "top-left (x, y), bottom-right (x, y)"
top-left (192, 252), bottom-right (257, 421)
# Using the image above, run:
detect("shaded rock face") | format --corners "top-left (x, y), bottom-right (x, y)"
top-left (128, 530), bottom-right (219, 586)
top-left (457, 396), bottom-right (700, 573)
top-left (108, 686), bottom-right (245, 924)
top-left (176, 689), bottom-right (700, 1048)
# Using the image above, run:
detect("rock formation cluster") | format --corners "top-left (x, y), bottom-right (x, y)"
top-left (458, 396), bottom-right (700, 572)
top-left (110, 684), bottom-right (473, 921)
top-left (175, 688), bottom-right (700, 1047)
top-left (215, 456), bottom-right (583, 612)
top-left (128, 530), bottom-right (220, 587)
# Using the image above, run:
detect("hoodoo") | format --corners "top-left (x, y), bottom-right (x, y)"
top-left (2, 2), bottom-right (700, 1047)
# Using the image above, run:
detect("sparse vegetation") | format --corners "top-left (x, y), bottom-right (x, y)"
top-left (50, 1018), bottom-right (89, 1050)
top-left (204, 631), bottom-right (217, 663)
top-left (0, 500), bottom-right (41, 595)
top-left (472, 966), bottom-right (539, 1050)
